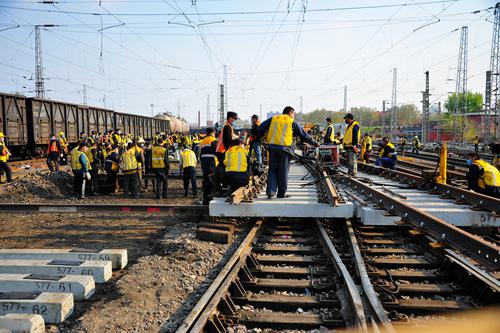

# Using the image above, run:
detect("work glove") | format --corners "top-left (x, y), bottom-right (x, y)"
top-left (353, 146), bottom-right (359, 154)
top-left (86, 172), bottom-right (91, 180)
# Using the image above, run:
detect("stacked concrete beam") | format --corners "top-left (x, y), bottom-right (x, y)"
top-left (0, 314), bottom-right (44, 333)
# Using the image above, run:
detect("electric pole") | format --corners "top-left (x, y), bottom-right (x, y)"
top-left (223, 65), bottom-right (228, 113)
top-left (34, 26), bottom-right (45, 98)
top-left (391, 68), bottom-right (397, 137)
top-left (382, 100), bottom-right (386, 138)
top-left (218, 84), bottom-right (225, 126)
top-left (206, 94), bottom-right (210, 125)
top-left (259, 104), bottom-right (262, 120)
top-left (82, 84), bottom-right (88, 105)
top-left (486, 2), bottom-right (500, 141)
top-left (300, 96), bottom-right (303, 114)
top-left (437, 101), bottom-right (442, 142)
top-left (422, 71), bottom-right (430, 143)
top-left (343, 85), bottom-right (347, 113)
top-left (484, 71), bottom-right (491, 138)
top-left (453, 26), bottom-right (468, 143)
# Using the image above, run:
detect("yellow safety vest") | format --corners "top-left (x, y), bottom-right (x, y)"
top-left (152, 146), bottom-right (167, 169)
top-left (323, 124), bottom-right (334, 142)
top-left (363, 136), bottom-right (372, 151)
top-left (474, 160), bottom-right (500, 189)
top-left (181, 149), bottom-right (197, 168)
top-left (414, 138), bottom-right (421, 148)
top-left (0, 145), bottom-right (10, 163)
top-left (59, 137), bottom-right (68, 148)
top-left (85, 147), bottom-right (95, 164)
top-left (112, 134), bottom-right (122, 145)
top-left (71, 150), bottom-right (90, 171)
top-left (121, 148), bottom-right (138, 172)
top-left (266, 114), bottom-right (294, 147)
top-left (224, 146), bottom-right (248, 172)
top-left (343, 121), bottom-right (360, 147)
top-left (379, 142), bottom-right (396, 157)
top-left (200, 136), bottom-right (216, 148)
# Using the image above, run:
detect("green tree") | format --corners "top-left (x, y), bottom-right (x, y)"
top-left (444, 92), bottom-right (483, 114)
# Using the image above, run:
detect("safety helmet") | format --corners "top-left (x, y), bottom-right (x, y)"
top-left (59, 132), bottom-right (65, 137)
top-left (0, 132), bottom-right (4, 138)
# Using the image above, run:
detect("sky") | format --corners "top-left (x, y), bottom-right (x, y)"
top-left (0, 0), bottom-right (496, 124)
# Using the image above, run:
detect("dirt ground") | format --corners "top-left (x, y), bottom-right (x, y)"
top-left (0, 167), bottom-right (249, 333)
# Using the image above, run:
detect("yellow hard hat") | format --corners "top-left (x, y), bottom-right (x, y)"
top-left (0, 132), bottom-right (4, 138)
top-left (59, 132), bottom-right (65, 136)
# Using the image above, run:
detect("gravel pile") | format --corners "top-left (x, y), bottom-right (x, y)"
top-left (0, 171), bottom-right (74, 202)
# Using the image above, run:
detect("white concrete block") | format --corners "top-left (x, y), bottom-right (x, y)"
top-left (0, 260), bottom-right (112, 283)
top-left (0, 314), bottom-right (44, 333)
top-left (210, 163), bottom-right (354, 218)
top-left (0, 274), bottom-right (95, 300)
top-left (358, 206), bottom-right (401, 225)
top-left (0, 292), bottom-right (73, 324)
top-left (0, 249), bottom-right (127, 270)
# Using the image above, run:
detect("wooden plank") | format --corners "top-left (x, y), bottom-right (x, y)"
top-left (197, 223), bottom-right (234, 234)
top-left (195, 228), bottom-right (232, 244)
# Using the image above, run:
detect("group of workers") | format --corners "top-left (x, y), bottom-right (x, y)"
top-left (0, 107), bottom-right (498, 199)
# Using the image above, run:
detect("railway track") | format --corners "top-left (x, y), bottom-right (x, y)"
top-left (177, 219), bottom-right (366, 332)
top-left (328, 220), bottom-right (500, 328)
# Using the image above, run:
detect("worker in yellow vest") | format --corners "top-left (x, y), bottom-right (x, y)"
top-left (58, 132), bottom-right (68, 165)
top-left (257, 106), bottom-right (319, 199)
top-left (323, 117), bottom-right (335, 144)
top-left (71, 142), bottom-right (91, 199)
top-left (343, 113), bottom-right (361, 176)
top-left (214, 111), bottom-right (240, 196)
top-left (412, 136), bottom-right (421, 155)
top-left (85, 141), bottom-right (99, 195)
top-left (223, 142), bottom-right (250, 193)
top-left (361, 133), bottom-right (372, 163)
top-left (180, 145), bottom-right (198, 197)
top-left (473, 136), bottom-right (479, 154)
top-left (121, 142), bottom-right (142, 198)
top-left (0, 132), bottom-right (12, 183)
top-left (375, 137), bottom-right (397, 170)
top-left (466, 153), bottom-right (499, 197)
top-left (199, 128), bottom-right (218, 205)
top-left (151, 138), bottom-right (170, 199)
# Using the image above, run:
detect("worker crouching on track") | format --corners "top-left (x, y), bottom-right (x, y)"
top-left (0, 132), bottom-right (12, 183)
top-left (200, 128), bottom-right (217, 205)
top-left (466, 153), bottom-right (500, 198)
top-left (375, 137), bottom-right (397, 170)
top-left (46, 133), bottom-right (62, 172)
top-left (223, 141), bottom-right (250, 194)
top-left (180, 145), bottom-right (198, 197)
top-left (122, 142), bottom-right (142, 198)
top-left (71, 142), bottom-right (91, 199)
top-left (151, 138), bottom-right (170, 199)
top-left (257, 106), bottom-right (319, 199)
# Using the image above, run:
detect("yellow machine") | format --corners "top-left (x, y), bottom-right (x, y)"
top-left (435, 142), bottom-right (447, 184)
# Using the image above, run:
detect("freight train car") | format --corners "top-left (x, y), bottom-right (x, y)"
top-left (155, 113), bottom-right (189, 133)
top-left (0, 92), bottom-right (172, 158)
top-left (0, 93), bottom-right (29, 156)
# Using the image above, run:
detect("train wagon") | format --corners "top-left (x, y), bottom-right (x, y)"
top-left (0, 93), bottom-right (29, 156)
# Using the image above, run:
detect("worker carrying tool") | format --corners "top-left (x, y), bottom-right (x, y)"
top-left (151, 138), bottom-right (170, 199)
top-left (71, 142), bottom-right (91, 199)
top-left (375, 137), bottom-right (397, 170)
top-left (257, 106), bottom-right (319, 199)
top-left (200, 128), bottom-right (217, 205)
top-left (180, 144), bottom-right (198, 198)
top-left (343, 113), bottom-right (360, 176)
top-left (0, 132), bottom-right (12, 183)
top-left (466, 152), bottom-right (500, 198)
top-left (223, 141), bottom-right (250, 194)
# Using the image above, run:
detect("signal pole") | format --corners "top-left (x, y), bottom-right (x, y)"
top-left (206, 94), bottom-right (210, 124)
top-left (343, 85), bottom-right (347, 113)
top-left (422, 71), bottom-right (430, 143)
top-left (82, 84), bottom-right (88, 105)
top-left (382, 100), bottom-right (386, 138)
top-left (486, 3), bottom-right (500, 140)
top-left (218, 84), bottom-right (225, 126)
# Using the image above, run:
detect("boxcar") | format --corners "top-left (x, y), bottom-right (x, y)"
top-left (0, 93), bottom-right (29, 155)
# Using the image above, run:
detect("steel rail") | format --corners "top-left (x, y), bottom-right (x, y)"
top-left (176, 220), bottom-right (262, 333)
top-left (230, 169), bottom-right (268, 204)
top-left (344, 220), bottom-right (395, 333)
top-left (0, 203), bottom-right (207, 214)
top-left (315, 219), bottom-right (367, 330)
top-left (357, 162), bottom-right (500, 213)
top-left (334, 174), bottom-right (500, 271)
